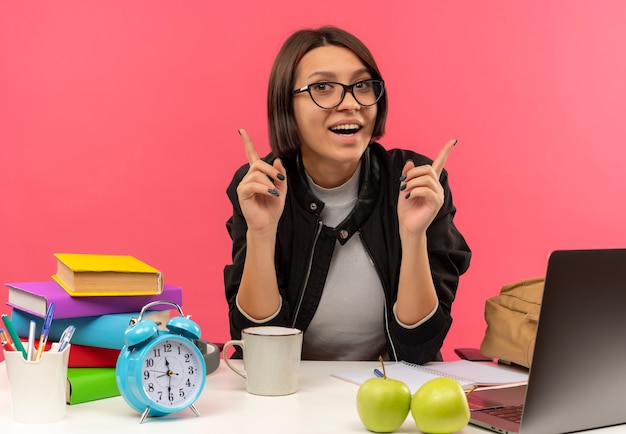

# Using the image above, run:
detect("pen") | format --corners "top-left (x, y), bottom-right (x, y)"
top-left (57, 325), bottom-right (75, 352)
top-left (0, 329), bottom-right (14, 349)
top-left (2, 339), bottom-right (14, 352)
top-left (1, 328), bottom-right (15, 352)
top-left (35, 302), bottom-right (55, 361)
top-left (27, 320), bottom-right (37, 361)
top-left (1, 314), bottom-right (27, 359)
top-left (374, 368), bottom-right (384, 378)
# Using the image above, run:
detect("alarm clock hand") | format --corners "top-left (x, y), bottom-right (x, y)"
top-left (165, 356), bottom-right (173, 392)
top-left (149, 366), bottom-right (170, 377)
top-left (153, 357), bottom-right (174, 378)
top-left (164, 356), bottom-right (180, 377)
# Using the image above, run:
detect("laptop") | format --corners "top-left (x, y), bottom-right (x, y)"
top-left (469, 249), bottom-right (626, 434)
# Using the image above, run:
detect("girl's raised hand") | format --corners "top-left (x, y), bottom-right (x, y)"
top-left (236, 128), bottom-right (287, 232)
top-left (397, 139), bottom-right (457, 236)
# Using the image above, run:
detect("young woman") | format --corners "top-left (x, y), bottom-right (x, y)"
top-left (224, 26), bottom-right (471, 364)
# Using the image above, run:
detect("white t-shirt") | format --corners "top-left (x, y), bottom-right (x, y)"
top-left (301, 166), bottom-right (388, 360)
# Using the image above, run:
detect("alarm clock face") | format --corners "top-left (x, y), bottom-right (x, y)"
top-left (141, 337), bottom-right (205, 410)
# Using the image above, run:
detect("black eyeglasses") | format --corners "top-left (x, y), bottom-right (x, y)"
top-left (292, 79), bottom-right (385, 109)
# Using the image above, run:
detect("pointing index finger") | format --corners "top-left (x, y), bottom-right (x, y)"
top-left (239, 128), bottom-right (260, 165)
top-left (432, 139), bottom-right (458, 176)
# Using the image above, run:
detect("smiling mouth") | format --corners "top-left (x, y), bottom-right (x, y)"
top-left (330, 123), bottom-right (362, 135)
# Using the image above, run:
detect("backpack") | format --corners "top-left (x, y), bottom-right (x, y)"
top-left (479, 277), bottom-right (544, 368)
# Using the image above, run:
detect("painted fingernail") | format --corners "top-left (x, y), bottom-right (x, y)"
top-left (238, 128), bottom-right (242, 136)
top-left (399, 174), bottom-right (407, 182)
top-left (400, 184), bottom-right (407, 191)
top-left (453, 139), bottom-right (458, 146)
top-left (405, 192), bottom-right (411, 199)
top-left (268, 188), bottom-right (280, 197)
top-left (276, 173), bottom-right (285, 181)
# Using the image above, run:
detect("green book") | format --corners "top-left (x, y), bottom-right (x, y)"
top-left (66, 367), bottom-right (120, 405)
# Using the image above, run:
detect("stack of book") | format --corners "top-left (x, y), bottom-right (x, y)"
top-left (4, 253), bottom-right (183, 405)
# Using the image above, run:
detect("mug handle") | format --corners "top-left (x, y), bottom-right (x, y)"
top-left (222, 340), bottom-right (246, 379)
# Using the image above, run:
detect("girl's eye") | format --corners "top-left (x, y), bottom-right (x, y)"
top-left (311, 82), bottom-right (334, 93)
top-left (354, 80), bottom-right (372, 91)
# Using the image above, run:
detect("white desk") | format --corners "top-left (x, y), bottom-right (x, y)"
top-left (2, 360), bottom-right (626, 433)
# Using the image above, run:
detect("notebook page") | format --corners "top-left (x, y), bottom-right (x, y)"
top-left (332, 360), bottom-right (528, 393)
top-left (332, 362), bottom-right (475, 393)
top-left (424, 360), bottom-right (528, 385)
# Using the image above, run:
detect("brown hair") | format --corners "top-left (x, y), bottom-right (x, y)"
top-left (267, 26), bottom-right (388, 157)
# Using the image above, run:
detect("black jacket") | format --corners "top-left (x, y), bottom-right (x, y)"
top-left (224, 142), bottom-right (471, 364)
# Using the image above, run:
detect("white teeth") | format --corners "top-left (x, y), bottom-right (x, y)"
top-left (331, 124), bottom-right (361, 131)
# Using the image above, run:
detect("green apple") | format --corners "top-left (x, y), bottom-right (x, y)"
top-left (411, 377), bottom-right (470, 434)
top-left (356, 361), bottom-right (411, 433)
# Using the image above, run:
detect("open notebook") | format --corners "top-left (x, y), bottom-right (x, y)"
top-left (332, 360), bottom-right (528, 393)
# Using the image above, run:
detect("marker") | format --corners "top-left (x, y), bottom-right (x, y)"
top-left (1, 314), bottom-right (27, 359)
top-left (57, 325), bottom-right (75, 352)
top-left (35, 303), bottom-right (55, 361)
top-left (373, 368), bottom-right (384, 378)
top-left (27, 320), bottom-right (37, 361)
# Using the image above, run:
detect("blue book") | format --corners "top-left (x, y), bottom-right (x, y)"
top-left (11, 308), bottom-right (171, 349)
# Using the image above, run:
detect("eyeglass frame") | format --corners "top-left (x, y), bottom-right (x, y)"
top-left (292, 79), bottom-right (385, 109)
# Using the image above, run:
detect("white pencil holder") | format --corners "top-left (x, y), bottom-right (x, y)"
top-left (3, 342), bottom-right (70, 423)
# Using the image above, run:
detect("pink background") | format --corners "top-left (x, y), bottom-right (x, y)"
top-left (1, 1), bottom-right (625, 361)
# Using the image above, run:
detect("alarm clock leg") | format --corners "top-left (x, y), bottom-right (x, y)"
top-left (139, 407), bottom-right (151, 424)
top-left (189, 404), bottom-right (200, 417)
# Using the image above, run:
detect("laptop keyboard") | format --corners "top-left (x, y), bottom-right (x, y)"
top-left (482, 405), bottom-right (524, 424)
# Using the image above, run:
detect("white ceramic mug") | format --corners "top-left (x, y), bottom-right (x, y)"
top-left (223, 326), bottom-right (303, 396)
top-left (3, 343), bottom-right (70, 423)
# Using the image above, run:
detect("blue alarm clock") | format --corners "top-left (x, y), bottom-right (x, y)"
top-left (116, 301), bottom-right (207, 423)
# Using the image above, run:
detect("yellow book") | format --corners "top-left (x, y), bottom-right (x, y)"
top-left (52, 253), bottom-right (163, 297)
